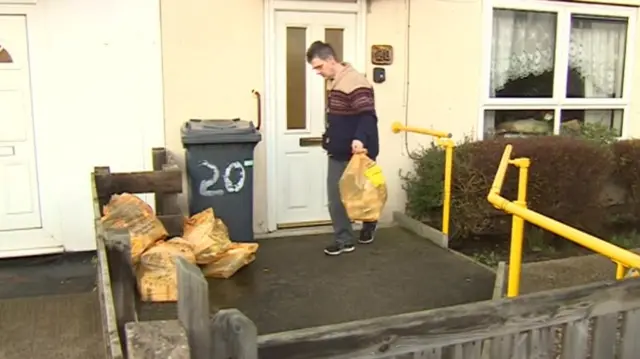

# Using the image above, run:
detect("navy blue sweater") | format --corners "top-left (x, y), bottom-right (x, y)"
top-left (322, 65), bottom-right (379, 162)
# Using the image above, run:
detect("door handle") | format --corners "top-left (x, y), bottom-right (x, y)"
top-left (0, 146), bottom-right (14, 157)
top-left (299, 137), bottom-right (323, 147)
top-left (251, 89), bottom-right (262, 130)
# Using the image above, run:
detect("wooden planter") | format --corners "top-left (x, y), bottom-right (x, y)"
top-left (93, 147), bottom-right (183, 359)
top-left (94, 149), bottom-right (640, 359)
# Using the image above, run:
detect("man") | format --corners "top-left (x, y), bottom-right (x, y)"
top-left (305, 41), bottom-right (380, 256)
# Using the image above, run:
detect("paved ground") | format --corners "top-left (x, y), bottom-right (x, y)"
top-left (0, 292), bottom-right (103, 359)
top-left (0, 252), bottom-right (102, 359)
top-left (140, 227), bottom-right (496, 334)
top-left (520, 248), bottom-right (640, 294)
top-left (0, 227), bottom-right (496, 358)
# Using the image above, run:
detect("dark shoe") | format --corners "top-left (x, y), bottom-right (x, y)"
top-left (324, 243), bottom-right (355, 256)
top-left (359, 226), bottom-right (376, 244)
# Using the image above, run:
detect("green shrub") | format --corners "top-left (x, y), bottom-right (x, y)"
top-left (612, 139), bottom-right (640, 224)
top-left (400, 141), bottom-right (445, 224)
top-left (402, 135), bottom-right (614, 243)
top-left (561, 122), bottom-right (619, 145)
top-left (400, 136), bottom-right (473, 233)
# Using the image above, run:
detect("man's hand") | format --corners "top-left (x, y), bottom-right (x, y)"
top-left (351, 139), bottom-right (365, 153)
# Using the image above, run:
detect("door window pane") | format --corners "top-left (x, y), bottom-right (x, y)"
top-left (324, 29), bottom-right (345, 121)
top-left (325, 28), bottom-right (344, 62)
top-left (490, 9), bottom-right (557, 98)
top-left (286, 27), bottom-right (307, 130)
top-left (560, 109), bottom-right (623, 136)
top-left (484, 109), bottom-right (555, 138)
top-left (324, 29), bottom-right (344, 121)
top-left (0, 44), bottom-right (13, 63)
top-left (567, 15), bottom-right (627, 99)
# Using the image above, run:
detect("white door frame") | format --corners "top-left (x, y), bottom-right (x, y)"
top-left (263, 0), bottom-right (367, 232)
top-left (0, 5), bottom-right (63, 257)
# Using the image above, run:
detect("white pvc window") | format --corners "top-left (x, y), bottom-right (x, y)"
top-left (479, 0), bottom-right (636, 139)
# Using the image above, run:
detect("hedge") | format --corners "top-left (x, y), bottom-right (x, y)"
top-left (401, 125), bottom-right (637, 248)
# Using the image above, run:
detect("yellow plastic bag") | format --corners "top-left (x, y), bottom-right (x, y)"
top-left (136, 269), bottom-right (178, 302)
top-left (136, 239), bottom-right (197, 302)
top-left (101, 193), bottom-right (169, 264)
top-left (339, 153), bottom-right (388, 222)
top-left (183, 208), bottom-right (215, 237)
top-left (139, 238), bottom-right (196, 271)
top-left (182, 208), bottom-right (232, 264)
top-left (201, 243), bottom-right (259, 279)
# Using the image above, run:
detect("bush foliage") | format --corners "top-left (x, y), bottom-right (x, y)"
top-left (402, 124), bottom-right (637, 246)
top-left (612, 140), bottom-right (640, 223)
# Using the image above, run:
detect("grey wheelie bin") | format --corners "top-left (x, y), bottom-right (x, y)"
top-left (181, 118), bottom-right (262, 242)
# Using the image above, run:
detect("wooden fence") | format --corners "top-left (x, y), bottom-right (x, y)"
top-left (94, 149), bottom-right (640, 359)
top-left (113, 225), bottom-right (640, 359)
top-left (93, 147), bottom-right (183, 359)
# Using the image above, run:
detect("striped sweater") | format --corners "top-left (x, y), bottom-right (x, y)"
top-left (323, 64), bottom-right (379, 161)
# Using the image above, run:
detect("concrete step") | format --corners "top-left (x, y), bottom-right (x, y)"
top-left (520, 248), bottom-right (640, 295)
top-left (139, 226), bottom-right (497, 334)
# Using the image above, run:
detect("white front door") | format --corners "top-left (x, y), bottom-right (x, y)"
top-left (274, 11), bottom-right (357, 228)
top-left (0, 15), bottom-right (42, 231)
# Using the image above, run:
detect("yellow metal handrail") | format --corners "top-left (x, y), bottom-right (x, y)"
top-left (391, 122), bottom-right (454, 236)
top-left (488, 144), bottom-right (640, 297)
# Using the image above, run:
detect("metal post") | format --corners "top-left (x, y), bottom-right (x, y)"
top-left (506, 158), bottom-right (530, 298)
top-left (616, 262), bottom-right (626, 280)
top-left (438, 138), bottom-right (455, 236)
top-left (391, 122), bottom-right (455, 237)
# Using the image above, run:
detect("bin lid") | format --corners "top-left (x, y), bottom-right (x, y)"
top-left (181, 118), bottom-right (262, 145)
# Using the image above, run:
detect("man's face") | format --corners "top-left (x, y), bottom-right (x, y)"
top-left (310, 57), bottom-right (336, 79)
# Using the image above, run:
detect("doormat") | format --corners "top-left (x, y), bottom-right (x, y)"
top-left (0, 252), bottom-right (96, 299)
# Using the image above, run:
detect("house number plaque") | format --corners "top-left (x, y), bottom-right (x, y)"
top-left (371, 45), bottom-right (393, 65)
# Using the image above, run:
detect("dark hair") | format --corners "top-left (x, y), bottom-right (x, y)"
top-left (306, 41), bottom-right (337, 63)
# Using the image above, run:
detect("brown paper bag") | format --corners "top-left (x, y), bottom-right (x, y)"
top-left (101, 193), bottom-right (168, 264)
top-left (201, 243), bottom-right (259, 279)
top-left (339, 153), bottom-right (388, 222)
top-left (182, 208), bottom-right (232, 264)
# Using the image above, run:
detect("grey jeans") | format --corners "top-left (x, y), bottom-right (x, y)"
top-left (327, 157), bottom-right (377, 246)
